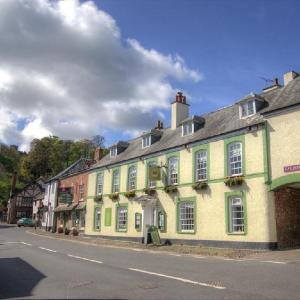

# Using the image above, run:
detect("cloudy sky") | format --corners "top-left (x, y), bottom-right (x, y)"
top-left (0, 0), bottom-right (300, 151)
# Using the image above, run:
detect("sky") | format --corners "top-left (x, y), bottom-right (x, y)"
top-left (0, 0), bottom-right (300, 151)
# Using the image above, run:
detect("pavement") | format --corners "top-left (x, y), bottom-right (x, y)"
top-left (1, 225), bottom-right (300, 299)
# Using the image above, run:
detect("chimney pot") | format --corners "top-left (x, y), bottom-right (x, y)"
top-left (171, 92), bottom-right (189, 130)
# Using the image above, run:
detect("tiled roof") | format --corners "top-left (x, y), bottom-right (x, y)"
top-left (90, 76), bottom-right (300, 170)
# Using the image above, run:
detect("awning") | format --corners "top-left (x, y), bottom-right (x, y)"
top-left (134, 195), bottom-right (158, 206)
top-left (75, 202), bottom-right (86, 210)
top-left (53, 203), bottom-right (78, 212)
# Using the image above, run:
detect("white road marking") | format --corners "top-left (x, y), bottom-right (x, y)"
top-left (132, 248), bottom-right (143, 252)
top-left (261, 260), bottom-right (287, 265)
top-left (167, 253), bottom-right (182, 257)
top-left (39, 246), bottom-right (57, 253)
top-left (68, 254), bottom-right (103, 264)
top-left (128, 268), bottom-right (226, 290)
top-left (21, 242), bottom-right (32, 246)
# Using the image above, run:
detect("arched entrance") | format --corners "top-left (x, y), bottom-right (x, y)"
top-left (271, 174), bottom-right (300, 249)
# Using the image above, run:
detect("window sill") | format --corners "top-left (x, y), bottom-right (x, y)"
top-left (178, 230), bottom-right (196, 235)
top-left (227, 232), bottom-right (246, 236)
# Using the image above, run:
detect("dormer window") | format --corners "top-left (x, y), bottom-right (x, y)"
top-left (142, 135), bottom-right (151, 148)
top-left (240, 100), bottom-right (256, 118)
top-left (110, 146), bottom-right (117, 157)
top-left (182, 121), bottom-right (194, 136)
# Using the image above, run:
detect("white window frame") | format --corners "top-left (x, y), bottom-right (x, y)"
top-left (110, 146), bottom-right (117, 157)
top-left (168, 156), bottom-right (179, 185)
top-left (148, 161), bottom-right (157, 188)
top-left (94, 207), bottom-right (101, 231)
top-left (228, 142), bottom-right (243, 176)
top-left (117, 206), bottom-right (127, 231)
top-left (240, 100), bottom-right (256, 118)
top-left (182, 121), bottom-right (194, 136)
top-left (142, 135), bottom-right (151, 148)
top-left (96, 172), bottom-right (104, 195)
top-left (195, 150), bottom-right (207, 181)
top-left (229, 197), bottom-right (245, 233)
top-left (128, 165), bottom-right (137, 191)
top-left (179, 202), bottom-right (195, 232)
top-left (112, 169), bottom-right (120, 193)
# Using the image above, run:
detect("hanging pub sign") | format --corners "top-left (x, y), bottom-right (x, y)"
top-left (149, 166), bottom-right (161, 181)
top-left (284, 164), bottom-right (300, 173)
top-left (58, 187), bottom-right (73, 203)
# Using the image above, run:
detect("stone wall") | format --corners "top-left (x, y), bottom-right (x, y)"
top-left (274, 187), bottom-right (300, 248)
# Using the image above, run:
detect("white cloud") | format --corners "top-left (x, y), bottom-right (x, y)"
top-left (0, 0), bottom-right (201, 151)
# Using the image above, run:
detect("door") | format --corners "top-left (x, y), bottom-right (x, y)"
top-left (142, 205), bottom-right (157, 243)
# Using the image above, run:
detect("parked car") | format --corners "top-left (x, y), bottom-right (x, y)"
top-left (17, 218), bottom-right (35, 227)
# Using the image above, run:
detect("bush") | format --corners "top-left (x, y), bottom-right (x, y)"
top-left (72, 228), bottom-right (79, 236)
top-left (124, 190), bottom-right (136, 198)
top-left (64, 228), bottom-right (70, 235)
top-left (57, 227), bottom-right (63, 234)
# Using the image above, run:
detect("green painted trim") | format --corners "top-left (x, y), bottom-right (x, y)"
top-left (224, 135), bottom-right (246, 177)
top-left (134, 212), bottom-right (142, 231)
top-left (145, 157), bottom-right (159, 189)
top-left (126, 163), bottom-right (138, 191)
top-left (165, 151), bottom-right (181, 185)
top-left (225, 191), bottom-right (247, 235)
top-left (192, 143), bottom-right (210, 183)
top-left (176, 196), bottom-right (197, 234)
top-left (270, 173), bottom-right (300, 191)
top-left (262, 123), bottom-right (271, 184)
top-left (115, 203), bottom-right (128, 232)
top-left (111, 167), bottom-right (120, 193)
top-left (104, 207), bottom-right (112, 226)
top-left (95, 171), bottom-right (104, 196)
top-left (93, 205), bottom-right (102, 231)
top-left (157, 209), bottom-right (167, 233)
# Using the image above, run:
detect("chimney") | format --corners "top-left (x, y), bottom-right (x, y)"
top-left (155, 120), bottom-right (164, 130)
top-left (171, 92), bottom-right (189, 130)
top-left (94, 147), bottom-right (104, 162)
top-left (283, 71), bottom-right (299, 86)
top-left (10, 172), bottom-right (17, 198)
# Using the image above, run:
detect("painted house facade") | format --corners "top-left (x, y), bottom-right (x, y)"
top-left (84, 71), bottom-right (300, 250)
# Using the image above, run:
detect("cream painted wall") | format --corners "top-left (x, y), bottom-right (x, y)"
top-left (267, 108), bottom-right (300, 180)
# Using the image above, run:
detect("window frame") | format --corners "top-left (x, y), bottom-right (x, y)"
top-left (116, 204), bottom-right (128, 232)
top-left (225, 191), bottom-right (247, 235)
top-left (127, 164), bottom-right (137, 191)
top-left (111, 168), bottom-right (120, 193)
top-left (182, 121), bottom-right (194, 136)
top-left (134, 212), bottom-right (142, 231)
top-left (93, 206), bottom-right (101, 231)
top-left (146, 159), bottom-right (158, 189)
top-left (193, 144), bottom-right (209, 182)
top-left (142, 135), bottom-right (152, 148)
top-left (110, 146), bottom-right (117, 157)
top-left (176, 197), bottom-right (196, 234)
top-left (167, 153), bottom-right (180, 186)
top-left (240, 100), bottom-right (256, 118)
top-left (224, 135), bottom-right (245, 178)
top-left (95, 172), bottom-right (104, 196)
top-left (79, 184), bottom-right (85, 201)
top-left (157, 210), bottom-right (166, 232)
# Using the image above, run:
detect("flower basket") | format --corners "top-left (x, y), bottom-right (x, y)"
top-left (192, 181), bottom-right (208, 191)
top-left (224, 176), bottom-right (245, 187)
top-left (125, 190), bottom-right (136, 198)
top-left (72, 228), bottom-right (79, 236)
top-left (57, 226), bottom-right (63, 234)
top-left (64, 227), bottom-right (70, 235)
top-left (109, 192), bottom-right (119, 200)
top-left (143, 187), bottom-right (156, 196)
top-left (164, 185), bottom-right (178, 193)
top-left (94, 195), bottom-right (103, 202)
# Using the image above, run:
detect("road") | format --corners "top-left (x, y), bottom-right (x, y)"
top-left (1, 225), bottom-right (300, 299)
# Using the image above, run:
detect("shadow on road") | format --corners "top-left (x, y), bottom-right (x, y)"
top-left (0, 257), bottom-right (46, 299)
top-left (0, 224), bottom-right (16, 229)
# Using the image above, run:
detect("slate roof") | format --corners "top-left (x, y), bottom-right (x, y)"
top-left (90, 75), bottom-right (300, 170)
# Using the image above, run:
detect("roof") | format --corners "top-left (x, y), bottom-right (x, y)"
top-left (180, 115), bottom-right (205, 125)
top-left (90, 76), bottom-right (300, 171)
top-left (49, 158), bottom-right (95, 181)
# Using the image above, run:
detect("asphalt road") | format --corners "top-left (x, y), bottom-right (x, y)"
top-left (1, 225), bottom-right (300, 299)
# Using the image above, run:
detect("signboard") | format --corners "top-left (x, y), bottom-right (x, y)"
top-left (148, 226), bottom-right (161, 246)
top-left (58, 187), bottom-right (73, 203)
top-left (149, 166), bottom-right (161, 181)
top-left (284, 165), bottom-right (300, 173)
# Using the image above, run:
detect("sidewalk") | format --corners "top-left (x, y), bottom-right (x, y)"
top-left (27, 229), bottom-right (262, 259)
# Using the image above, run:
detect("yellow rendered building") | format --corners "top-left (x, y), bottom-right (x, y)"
top-left (85, 71), bottom-right (300, 249)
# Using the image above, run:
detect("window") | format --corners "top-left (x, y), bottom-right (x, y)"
top-left (94, 207), bottom-right (101, 231)
top-left (112, 169), bottom-right (120, 193)
top-left (182, 121), bottom-right (193, 136)
top-left (117, 206), bottom-right (127, 231)
top-left (228, 142), bottom-right (242, 176)
top-left (110, 146), bottom-right (117, 157)
top-left (22, 197), bottom-right (33, 207)
top-left (79, 184), bottom-right (84, 200)
top-left (228, 197), bottom-right (245, 233)
top-left (96, 172), bottom-right (104, 195)
top-left (142, 135), bottom-right (151, 148)
top-left (135, 213), bottom-right (142, 231)
top-left (179, 202), bottom-right (195, 232)
top-left (148, 161), bottom-right (157, 188)
top-left (51, 182), bottom-right (55, 194)
top-left (79, 210), bottom-right (85, 228)
top-left (195, 150), bottom-right (207, 181)
top-left (158, 211), bottom-right (166, 231)
top-left (128, 166), bottom-right (137, 191)
top-left (168, 156), bottom-right (179, 185)
top-left (240, 100), bottom-right (255, 118)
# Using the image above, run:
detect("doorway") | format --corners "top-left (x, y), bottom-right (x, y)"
top-left (142, 205), bottom-right (156, 243)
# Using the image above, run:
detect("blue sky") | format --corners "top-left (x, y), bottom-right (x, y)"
top-left (98, 0), bottom-right (300, 125)
top-left (1, 0), bottom-right (300, 150)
